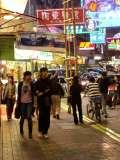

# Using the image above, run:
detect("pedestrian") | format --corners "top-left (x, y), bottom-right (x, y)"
top-left (70, 76), bottom-right (83, 125)
top-left (0, 80), bottom-right (3, 104)
top-left (3, 76), bottom-right (16, 121)
top-left (99, 72), bottom-right (110, 118)
top-left (35, 67), bottom-right (52, 138)
top-left (0, 80), bottom-right (3, 126)
top-left (17, 71), bottom-right (34, 139)
top-left (51, 76), bottom-right (64, 119)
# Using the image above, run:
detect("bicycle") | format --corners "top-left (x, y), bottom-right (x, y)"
top-left (87, 96), bottom-right (102, 123)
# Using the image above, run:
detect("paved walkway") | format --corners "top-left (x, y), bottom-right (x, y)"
top-left (0, 104), bottom-right (120, 160)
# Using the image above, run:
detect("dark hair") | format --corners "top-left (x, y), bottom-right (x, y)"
top-left (8, 76), bottom-right (14, 85)
top-left (73, 76), bottom-right (79, 85)
top-left (23, 71), bottom-right (32, 77)
top-left (40, 67), bottom-right (48, 73)
top-left (89, 77), bottom-right (95, 83)
top-left (102, 72), bottom-right (107, 77)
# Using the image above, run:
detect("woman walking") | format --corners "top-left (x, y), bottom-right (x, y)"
top-left (70, 76), bottom-right (83, 125)
top-left (4, 76), bottom-right (16, 121)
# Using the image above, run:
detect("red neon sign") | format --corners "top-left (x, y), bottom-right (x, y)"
top-left (37, 8), bottom-right (85, 26)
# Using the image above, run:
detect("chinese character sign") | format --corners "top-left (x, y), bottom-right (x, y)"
top-left (37, 8), bottom-right (84, 26)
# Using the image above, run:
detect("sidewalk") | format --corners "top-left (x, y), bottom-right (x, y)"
top-left (0, 105), bottom-right (120, 160)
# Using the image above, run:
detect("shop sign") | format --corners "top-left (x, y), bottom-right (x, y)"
top-left (15, 48), bottom-right (53, 61)
top-left (79, 42), bottom-right (95, 50)
top-left (66, 25), bottom-right (103, 35)
top-left (37, 8), bottom-right (84, 26)
top-left (90, 28), bottom-right (106, 44)
top-left (107, 38), bottom-right (120, 50)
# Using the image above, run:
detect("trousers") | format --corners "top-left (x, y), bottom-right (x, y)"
top-left (6, 98), bottom-right (15, 119)
top-left (51, 95), bottom-right (61, 116)
top-left (38, 105), bottom-right (51, 135)
top-left (71, 101), bottom-right (83, 124)
top-left (20, 103), bottom-right (33, 134)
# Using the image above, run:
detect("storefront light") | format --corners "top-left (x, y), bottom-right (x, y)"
top-left (94, 56), bottom-right (102, 60)
top-left (4, 15), bottom-right (14, 20)
top-left (1, 0), bottom-right (28, 13)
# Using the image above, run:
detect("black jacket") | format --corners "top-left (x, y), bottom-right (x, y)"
top-left (70, 84), bottom-right (82, 103)
top-left (51, 79), bottom-right (64, 96)
top-left (34, 78), bottom-right (52, 107)
top-left (99, 77), bottom-right (110, 94)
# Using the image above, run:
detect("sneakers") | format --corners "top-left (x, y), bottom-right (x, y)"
top-left (38, 132), bottom-right (43, 138)
top-left (38, 132), bottom-right (49, 139)
top-left (43, 134), bottom-right (49, 139)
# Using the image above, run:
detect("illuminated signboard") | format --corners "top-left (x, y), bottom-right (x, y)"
top-left (66, 25), bottom-right (90, 34)
top-left (90, 28), bottom-right (106, 44)
top-left (15, 48), bottom-right (53, 61)
top-left (85, 0), bottom-right (120, 28)
top-left (66, 25), bottom-right (104, 35)
top-left (37, 8), bottom-right (84, 26)
top-left (107, 38), bottom-right (120, 50)
top-left (79, 42), bottom-right (95, 50)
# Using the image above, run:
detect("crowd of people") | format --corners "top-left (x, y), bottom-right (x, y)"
top-left (0, 68), bottom-right (120, 139)
top-left (0, 68), bottom-right (65, 139)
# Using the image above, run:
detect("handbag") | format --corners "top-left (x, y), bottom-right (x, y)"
top-left (14, 104), bottom-right (21, 119)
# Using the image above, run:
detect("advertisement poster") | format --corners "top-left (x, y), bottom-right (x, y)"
top-left (84, 0), bottom-right (120, 28)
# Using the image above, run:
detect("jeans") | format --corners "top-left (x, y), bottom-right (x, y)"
top-left (20, 103), bottom-right (33, 134)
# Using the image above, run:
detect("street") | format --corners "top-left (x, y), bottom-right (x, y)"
top-left (0, 99), bottom-right (120, 160)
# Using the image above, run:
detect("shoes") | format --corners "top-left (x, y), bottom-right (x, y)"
top-left (7, 118), bottom-right (12, 121)
top-left (20, 131), bottom-right (24, 137)
top-left (53, 115), bottom-right (60, 120)
top-left (29, 133), bottom-right (32, 139)
top-left (53, 115), bottom-right (56, 119)
top-left (104, 114), bottom-right (108, 118)
top-left (43, 134), bottom-right (49, 139)
top-left (74, 121), bottom-right (79, 125)
top-left (56, 114), bottom-right (60, 120)
top-left (38, 132), bottom-right (43, 138)
top-left (80, 121), bottom-right (84, 124)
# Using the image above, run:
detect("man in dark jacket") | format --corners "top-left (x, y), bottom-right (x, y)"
top-left (70, 76), bottom-right (83, 125)
top-left (35, 67), bottom-right (52, 138)
top-left (99, 72), bottom-right (110, 118)
top-left (17, 71), bottom-right (34, 139)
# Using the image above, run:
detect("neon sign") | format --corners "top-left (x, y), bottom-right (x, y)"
top-left (107, 38), bottom-right (120, 50)
top-left (90, 28), bottom-right (106, 44)
top-left (85, 0), bottom-right (120, 28)
top-left (79, 42), bottom-right (95, 50)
